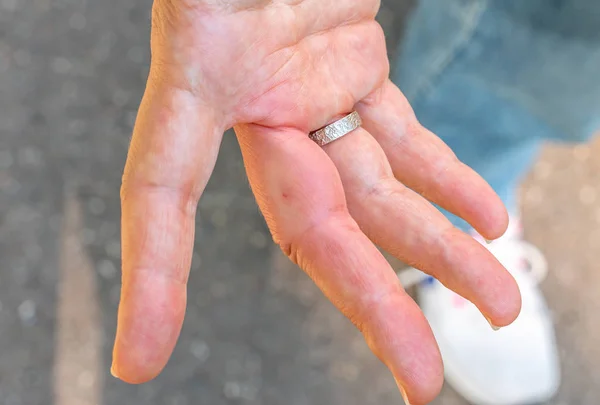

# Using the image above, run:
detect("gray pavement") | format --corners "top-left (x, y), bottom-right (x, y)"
top-left (1, 0), bottom-right (599, 404)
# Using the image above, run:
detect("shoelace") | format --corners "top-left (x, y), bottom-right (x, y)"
top-left (399, 239), bottom-right (549, 289)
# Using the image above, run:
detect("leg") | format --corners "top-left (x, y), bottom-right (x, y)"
top-left (394, 0), bottom-right (600, 229)
top-left (392, 1), bottom-right (600, 404)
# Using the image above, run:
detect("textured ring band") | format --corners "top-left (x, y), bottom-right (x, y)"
top-left (309, 111), bottom-right (362, 147)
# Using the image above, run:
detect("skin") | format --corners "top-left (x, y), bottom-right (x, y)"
top-left (114, 0), bottom-right (522, 403)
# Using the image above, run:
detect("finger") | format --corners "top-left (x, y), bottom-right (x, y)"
top-left (323, 127), bottom-right (521, 327)
top-left (356, 80), bottom-right (509, 240)
top-left (236, 125), bottom-right (443, 405)
top-left (114, 67), bottom-right (225, 384)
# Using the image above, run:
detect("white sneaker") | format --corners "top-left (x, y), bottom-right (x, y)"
top-left (399, 218), bottom-right (560, 405)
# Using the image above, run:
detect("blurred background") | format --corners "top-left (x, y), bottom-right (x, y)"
top-left (1, 0), bottom-right (600, 404)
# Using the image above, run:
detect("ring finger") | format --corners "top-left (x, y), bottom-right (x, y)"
top-left (321, 124), bottom-right (521, 331)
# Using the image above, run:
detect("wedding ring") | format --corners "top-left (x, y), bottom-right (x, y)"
top-left (309, 111), bottom-right (362, 147)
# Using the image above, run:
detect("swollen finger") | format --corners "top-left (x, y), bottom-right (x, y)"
top-left (236, 124), bottom-right (443, 405)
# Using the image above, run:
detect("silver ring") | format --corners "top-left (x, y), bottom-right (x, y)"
top-left (309, 111), bottom-right (362, 147)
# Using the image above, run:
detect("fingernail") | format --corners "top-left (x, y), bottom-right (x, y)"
top-left (402, 388), bottom-right (412, 405)
top-left (110, 364), bottom-right (120, 379)
top-left (486, 317), bottom-right (501, 331)
top-left (395, 379), bottom-right (411, 405)
top-left (400, 386), bottom-right (411, 405)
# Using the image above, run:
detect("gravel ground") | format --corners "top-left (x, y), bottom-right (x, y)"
top-left (1, 0), bottom-right (599, 404)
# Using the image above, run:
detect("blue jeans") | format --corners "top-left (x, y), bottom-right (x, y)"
top-left (393, 0), bottom-right (600, 230)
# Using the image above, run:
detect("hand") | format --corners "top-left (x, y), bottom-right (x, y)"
top-left (114, 1), bottom-right (521, 403)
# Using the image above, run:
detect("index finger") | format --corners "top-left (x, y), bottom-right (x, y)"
top-left (113, 69), bottom-right (224, 383)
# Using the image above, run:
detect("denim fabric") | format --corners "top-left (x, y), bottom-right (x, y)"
top-left (393, 0), bottom-right (600, 230)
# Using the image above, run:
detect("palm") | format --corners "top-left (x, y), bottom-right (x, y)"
top-left (114, 1), bottom-right (522, 404)
top-left (153, 0), bottom-right (385, 128)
